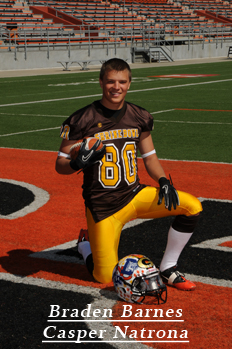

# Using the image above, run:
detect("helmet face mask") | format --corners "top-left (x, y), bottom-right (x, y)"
top-left (113, 254), bottom-right (167, 304)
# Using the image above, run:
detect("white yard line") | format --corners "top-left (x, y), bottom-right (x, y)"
top-left (153, 119), bottom-right (232, 125)
top-left (151, 109), bottom-right (175, 114)
top-left (0, 117), bottom-right (230, 138)
top-left (0, 112), bottom-right (67, 117)
top-left (0, 127), bottom-right (59, 137)
top-left (0, 93), bottom-right (102, 107)
top-left (0, 78), bottom-right (232, 108)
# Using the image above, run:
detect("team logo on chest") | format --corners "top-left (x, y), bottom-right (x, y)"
top-left (94, 128), bottom-right (139, 142)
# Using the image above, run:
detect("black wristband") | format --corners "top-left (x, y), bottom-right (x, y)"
top-left (70, 159), bottom-right (80, 171)
top-left (158, 177), bottom-right (169, 187)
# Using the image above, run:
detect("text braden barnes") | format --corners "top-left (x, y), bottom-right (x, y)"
top-left (48, 304), bottom-right (183, 319)
top-left (43, 304), bottom-right (188, 342)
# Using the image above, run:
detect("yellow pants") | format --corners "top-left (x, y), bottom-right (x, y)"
top-left (86, 186), bottom-right (202, 284)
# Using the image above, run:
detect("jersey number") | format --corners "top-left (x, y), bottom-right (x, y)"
top-left (99, 142), bottom-right (137, 188)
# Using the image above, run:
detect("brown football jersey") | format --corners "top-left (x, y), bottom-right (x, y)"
top-left (60, 101), bottom-right (154, 222)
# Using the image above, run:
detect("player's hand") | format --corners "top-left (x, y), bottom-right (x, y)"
top-left (158, 176), bottom-right (180, 211)
top-left (70, 139), bottom-right (106, 171)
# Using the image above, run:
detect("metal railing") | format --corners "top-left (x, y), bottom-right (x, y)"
top-left (0, 21), bottom-right (232, 60)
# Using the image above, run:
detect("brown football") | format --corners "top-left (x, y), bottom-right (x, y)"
top-left (69, 137), bottom-right (103, 160)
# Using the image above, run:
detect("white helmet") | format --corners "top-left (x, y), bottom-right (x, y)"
top-left (112, 254), bottom-right (167, 304)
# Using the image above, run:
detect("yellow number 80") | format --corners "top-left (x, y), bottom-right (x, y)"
top-left (99, 142), bottom-right (137, 188)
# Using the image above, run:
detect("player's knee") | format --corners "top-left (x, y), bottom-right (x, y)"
top-left (93, 270), bottom-right (113, 284)
top-left (84, 254), bottom-right (113, 283)
top-left (193, 197), bottom-right (203, 215)
top-left (93, 264), bottom-right (115, 284)
top-left (178, 192), bottom-right (203, 216)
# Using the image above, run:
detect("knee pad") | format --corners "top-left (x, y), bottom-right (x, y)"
top-left (172, 213), bottom-right (201, 233)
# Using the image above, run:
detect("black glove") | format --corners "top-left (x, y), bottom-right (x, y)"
top-left (158, 176), bottom-right (180, 211)
top-left (70, 138), bottom-right (106, 171)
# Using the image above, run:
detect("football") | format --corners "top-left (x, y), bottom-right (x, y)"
top-left (69, 137), bottom-right (103, 160)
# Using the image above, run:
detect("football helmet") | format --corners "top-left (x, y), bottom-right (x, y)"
top-left (112, 254), bottom-right (167, 304)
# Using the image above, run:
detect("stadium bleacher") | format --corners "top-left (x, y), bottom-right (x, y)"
top-left (0, 0), bottom-right (232, 51)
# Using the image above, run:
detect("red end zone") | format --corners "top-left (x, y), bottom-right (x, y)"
top-left (0, 148), bottom-right (231, 277)
top-left (0, 148), bottom-right (231, 348)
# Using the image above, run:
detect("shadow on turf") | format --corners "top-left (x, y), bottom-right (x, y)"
top-left (0, 248), bottom-right (95, 283)
top-left (1, 201), bottom-right (231, 283)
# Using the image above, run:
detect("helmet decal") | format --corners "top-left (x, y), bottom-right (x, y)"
top-left (121, 257), bottom-right (139, 280)
top-left (138, 257), bottom-right (154, 269)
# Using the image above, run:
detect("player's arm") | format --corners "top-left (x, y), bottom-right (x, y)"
top-left (138, 131), bottom-right (166, 183)
top-left (56, 137), bottom-right (106, 174)
top-left (55, 138), bottom-right (77, 175)
top-left (138, 131), bottom-right (179, 210)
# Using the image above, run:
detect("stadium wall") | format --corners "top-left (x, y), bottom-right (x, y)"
top-left (0, 46), bottom-right (131, 70)
top-left (0, 42), bottom-right (231, 70)
top-left (171, 41), bottom-right (231, 60)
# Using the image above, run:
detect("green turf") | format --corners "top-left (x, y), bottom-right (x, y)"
top-left (0, 61), bottom-right (231, 163)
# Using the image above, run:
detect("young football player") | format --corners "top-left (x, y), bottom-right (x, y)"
top-left (55, 58), bottom-right (202, 290)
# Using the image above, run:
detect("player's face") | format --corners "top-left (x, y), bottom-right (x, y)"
top-left (99, 69), bottom-right (131, 110)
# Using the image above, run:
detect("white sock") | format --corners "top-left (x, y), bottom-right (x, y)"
top-left (160, 227), bottom-right (193, 273)
top-left (78, 241), bottom-right (92, 263)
